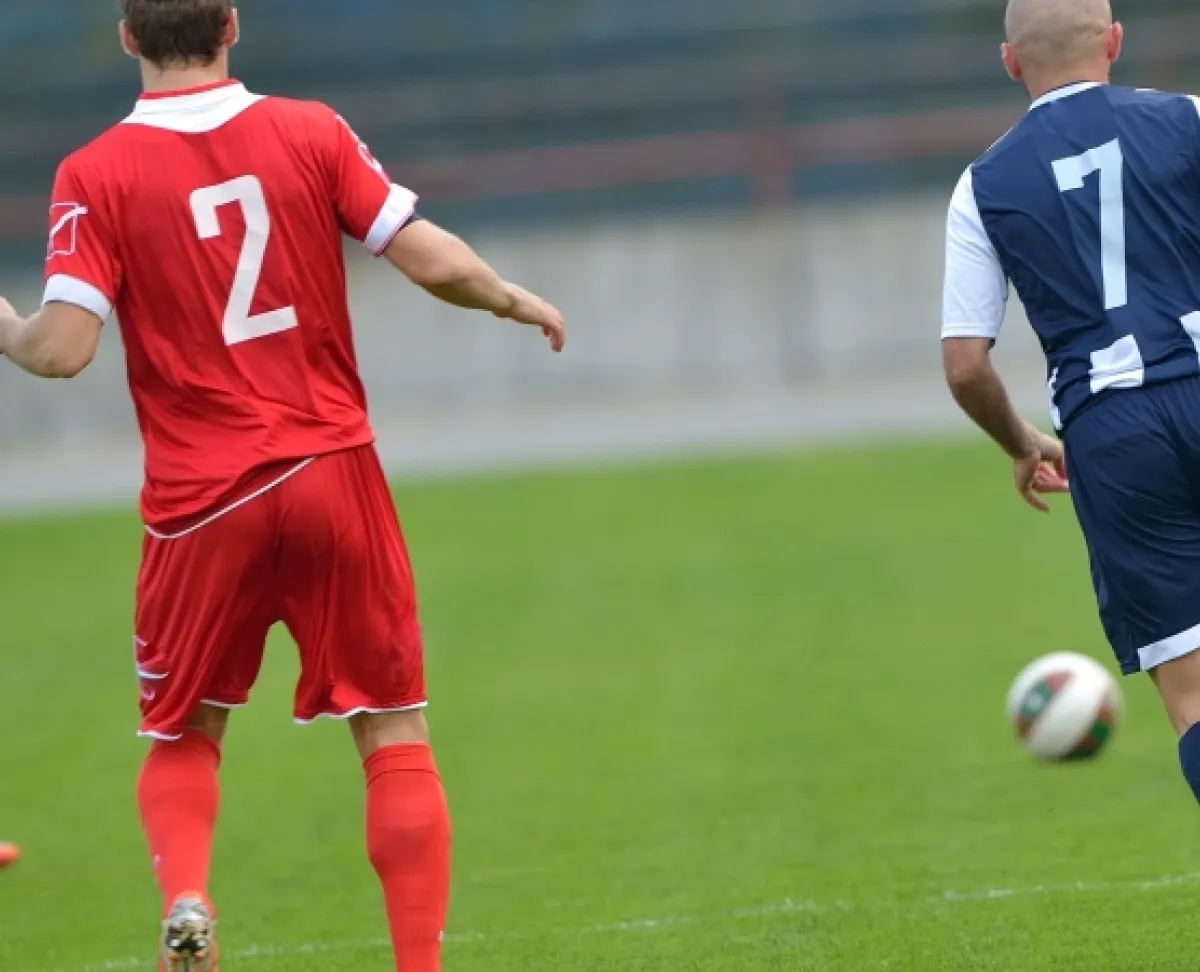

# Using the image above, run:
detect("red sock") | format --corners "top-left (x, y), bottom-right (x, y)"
top-left (136, 729), bottom-right (221, 917)
top-left (365, 743), bottom-right (452, 972)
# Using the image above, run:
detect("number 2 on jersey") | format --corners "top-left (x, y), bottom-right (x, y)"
top-left (1052, 140), bottom-right (1128, 311)
top-left (190, 176), bottom-right (298, 346)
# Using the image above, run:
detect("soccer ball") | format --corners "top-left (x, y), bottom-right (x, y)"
top-left (0, 843), bottom-right (18, 871)
top-left (1006, 652), bottom-right (1122, 761)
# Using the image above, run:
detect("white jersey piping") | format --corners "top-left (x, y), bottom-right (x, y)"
top-left (144, 457), bottom-right (316, 541)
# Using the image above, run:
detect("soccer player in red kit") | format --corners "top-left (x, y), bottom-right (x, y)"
top-left (0, 2), bottom-right (565, 970)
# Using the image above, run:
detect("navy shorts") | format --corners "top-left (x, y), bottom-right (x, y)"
top-left (1066, 376), bottom-right (1200, 675)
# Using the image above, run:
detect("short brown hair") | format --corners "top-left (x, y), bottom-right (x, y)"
top-left (120, 0), bottom-right (233, 67)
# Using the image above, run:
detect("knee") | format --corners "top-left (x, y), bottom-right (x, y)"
top-left (186, 704), bottom-right (231, 747)
top-left (351, 709), bottom-right (430, 761)
top-left (1170, 706), bottom-right (1200, 739)
top-left (1150, 654), bottom-right (1200, 737)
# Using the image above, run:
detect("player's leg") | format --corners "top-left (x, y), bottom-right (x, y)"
top-left (350, 707), bottom-right (430, 760)
top-left (142, 702), bottom-right (230, 972)
top-left (1065, 382), bottom-right (1200, 804)
top-left (1148, 654), bottom-right (1200, 803)
top-left (1144, 374), bottom-right (1200, 801)
top-left (133, 505), bottom-right (276, 969)
top-left (137, 704), bottom-right (230, 920)
top-left (277, 447), bottom-right (449, 972)
top-left (1148, 656), bottom-right (1200, 737)
top-left (352, 708), bottom-right (450, 972)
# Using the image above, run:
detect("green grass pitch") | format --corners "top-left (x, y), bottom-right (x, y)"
top-left (1, 441), bottom-right (1197, 971)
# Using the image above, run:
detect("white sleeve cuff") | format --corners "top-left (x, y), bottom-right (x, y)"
top-left (364, 185), bottom-right (418, 256)
top-left (941, 322), bottom-right (1002, 340)
top-left (43, 274), bottom-right (113, 321)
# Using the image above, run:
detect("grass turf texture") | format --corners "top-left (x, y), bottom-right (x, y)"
top-left (0, 441), bottom-right (1195, 972)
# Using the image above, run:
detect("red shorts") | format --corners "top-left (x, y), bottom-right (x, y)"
top-left (133, 445), bottom-right (426, 740)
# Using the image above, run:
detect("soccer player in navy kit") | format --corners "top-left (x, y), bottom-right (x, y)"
top-left (943, 0), bottom-right (1200, 804)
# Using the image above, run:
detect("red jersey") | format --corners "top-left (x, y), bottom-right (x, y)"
top-left (42, 80), bottom-right (417, 528)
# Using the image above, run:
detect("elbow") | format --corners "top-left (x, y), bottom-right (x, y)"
top-left (40, 341), bottom-right (97, 380)
top-left (3, 307), bottom-right (101, 379)
top-left (51, 357), bottom-right (92, 381)
top-left (942, 339), bottom-right (993, 403)
top-left (943, 355), bottom-right (989, 403)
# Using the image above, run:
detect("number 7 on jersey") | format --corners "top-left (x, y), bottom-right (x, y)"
top-left (1052, 139), bottom-right (1127, 311)
top-left (190, 176), bottom-right (299, 346)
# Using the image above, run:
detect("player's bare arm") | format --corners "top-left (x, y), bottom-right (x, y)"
top-left (385, 219), bottom-right (566, 352)
top-left (0, 297), bottom-right (102, 379)
top-left (942, 338), bottom-right (1067, 512)
top-left (941, 149), bottom-right (1071, 512)
top-left (942, 339), bottom-right (1070, 512)
top-left (943, 337), bottom-right (1035, 458)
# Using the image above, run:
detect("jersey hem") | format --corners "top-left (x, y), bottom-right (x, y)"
top-left (144, 457), bottom-right (316, 541)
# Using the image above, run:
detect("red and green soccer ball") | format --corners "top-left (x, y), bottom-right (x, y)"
top-left (1007, 652), bottom-right (1123, 761)
top-left (0, 843), bottom-right (18, 871)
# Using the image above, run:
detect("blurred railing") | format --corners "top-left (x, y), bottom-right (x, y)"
top-left (2, 0), bottom-right (1199, 253)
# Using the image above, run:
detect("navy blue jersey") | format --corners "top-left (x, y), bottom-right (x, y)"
top-left (943, 82), bottom-right (1200, 429)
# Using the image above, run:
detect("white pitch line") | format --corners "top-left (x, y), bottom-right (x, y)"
top-left (933, 870), bottom-right (1200, 904)
top-left (48, 870), bottom-right (1200, 972)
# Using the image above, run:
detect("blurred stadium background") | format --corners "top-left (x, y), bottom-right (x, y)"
top-left (9, 0), bottom-right (1198, 509)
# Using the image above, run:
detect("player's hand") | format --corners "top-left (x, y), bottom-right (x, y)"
top-left (1026, 422), bottom-right (1069, 493)
top-left (1015, 424), bottom-right (1068, 512)
top-left (1033, 458), bottom-right (1069, 495)
top-left (1015, 451), bottom-right (1054, 512)
top-left (497, 284), bottom-right (566, 353)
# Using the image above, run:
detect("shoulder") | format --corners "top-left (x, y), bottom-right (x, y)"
top-left (56, 124), bottom-right (137, 180)
top-left (254, 95), bottom-right (343, 137)
top-left (49, 124), bottom-right (148, 204)
top-left (949, 167), bottom-right (976, 212)
top-left (967, 112), bottom-right (1055, 210)
top-left (971, 112), bottom-right (1040, 178)
top-left (1108, 85), bottom-right (1190, 107)
top-left (947, 167), bottom-right (987, 235)
top-left (247, 96), bottom-right (356, 166)
top-left (1107, 85), bottom-right (1200, 122)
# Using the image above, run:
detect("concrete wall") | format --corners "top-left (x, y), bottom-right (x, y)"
top-left (0, 194), bottom-right (1050, 510)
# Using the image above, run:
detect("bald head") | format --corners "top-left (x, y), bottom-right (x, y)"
top-left (1005, 0), bottom-right (1114, 74)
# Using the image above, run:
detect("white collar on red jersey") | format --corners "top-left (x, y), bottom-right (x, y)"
top-left (1029, 81), bottom-right (1102, 111)
top-left (123, 80), bottom-right (264, 134)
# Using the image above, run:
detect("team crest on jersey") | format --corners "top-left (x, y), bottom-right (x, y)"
top-left (46, 202), bottom-right (90, 261)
